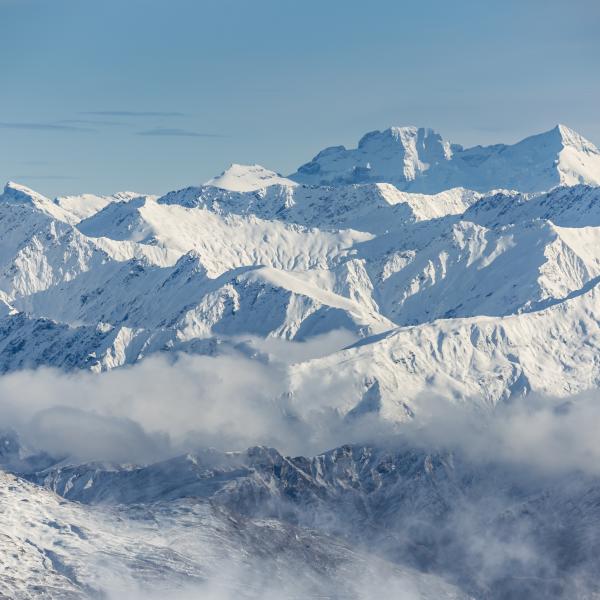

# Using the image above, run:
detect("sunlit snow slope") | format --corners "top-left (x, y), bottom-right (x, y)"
top-left (1, 125), bottom-right (600, 420)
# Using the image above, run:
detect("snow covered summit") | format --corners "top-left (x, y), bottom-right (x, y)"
top-left (290, 124), bottom-right (600, 192)
top-left (206, 163), bottom-right (297, 192)
top-left (2, 123), bottom-right (600, 418)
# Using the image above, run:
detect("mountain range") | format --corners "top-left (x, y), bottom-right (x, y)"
top-left (290, 124), bottom-right (600, 192)
top-left (2, 125), bottom-right (600, 417)
top-left (3, 123), bottom-right (600, 598)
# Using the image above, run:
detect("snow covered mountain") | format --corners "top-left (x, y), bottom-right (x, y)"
top-left (206, 163), bottom-right (298, 191)
top-left (4, 435), bottom-right (600, 600)
top-left (0, 124), bottom-right (600, 412)
top-left (54, 190), bottom-right (149, 221)
top-left (290, 124), bottom-right (600, 192)
top-left (1, 467), bottom-right (471, 600)
top-left (3, 122), bottom-right (600, 599)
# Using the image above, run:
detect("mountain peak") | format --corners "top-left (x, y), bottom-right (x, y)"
top-left (356, 126), bottom-right (449, 152)
top-left (553, 123), bottom-right (600, 154)
top-left (2, 181), bottom-right (50, 205)
top-left (1, 181), bottom-right (81, 224)
top-left (206, 164), bottom-right (297, 192)
top-left (292, 126), bottom-right (455, 188)
top-left (290, 124), bottom-right (600, 192)
top-left (357, 125), bottom-right (417, 147)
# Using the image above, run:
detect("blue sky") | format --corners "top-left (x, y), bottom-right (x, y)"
top-left (1, 0), bottom-right (599, 196)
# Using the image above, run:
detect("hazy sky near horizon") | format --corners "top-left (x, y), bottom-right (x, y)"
top-left (1, 0), bottom-right (599, 196)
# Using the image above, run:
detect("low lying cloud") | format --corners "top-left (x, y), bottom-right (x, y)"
top-left (112, 569), bottom-right (431, 600)
top-left (2, 339), bottom-right (600, 599)
top-left (0, 330), bottom-right (365, 462)
top-left (401, 392), bottom-right (600, 477)
top-left (0, 342), bottom-right (600, 475)
top-left (0, 333), bottom-right (600, 478)
top-left (0, 353), bottom-right (284, 462)
top-left (243, 328), bottom-right (358, 363)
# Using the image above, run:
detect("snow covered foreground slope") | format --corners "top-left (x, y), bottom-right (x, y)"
top-left (1, 125), bottom-right (600, 419)
top-left (0, 470), bottom-right (469, 600)
top-left (6, 437), bottom-right (600, 600)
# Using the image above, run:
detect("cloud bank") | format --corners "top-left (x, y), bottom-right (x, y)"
top-left (0, 337), bottom-right (599, 476)
top-left (1, 338), bottom-right (600, 599)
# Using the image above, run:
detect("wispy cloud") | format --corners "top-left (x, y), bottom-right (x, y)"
top-left (13, 174), bottom-right (80, 180)
top-left (137, 128), bottom-right (225, 138)
top-left (83, 110), bottom-right (186, 117)
top-left (0, 121), bottom-right (95, 132)
top-left (59, 119), bottom-right (131, 127)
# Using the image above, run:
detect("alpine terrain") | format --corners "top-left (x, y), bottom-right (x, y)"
top-left (2, 123), bottom-right (600, 599)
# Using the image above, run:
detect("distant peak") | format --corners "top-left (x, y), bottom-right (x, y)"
top-left (555, 123), bottom-right (573, 134)
top-left (553, 123), bottom-right (599, 153)
top-left (358, 126), bottom-right (443, 145)
top-left (358, 126), bottom-right (420, 148)
top-left (206, 164), bottom-right (297, 192)
top-left (291, 122), bottom-right (600, 191)
top-left (112, 191), bottom-right (145, 201)
top-left (5, 180), bottom-right (34, 194)
top-left (2, 181), bottom-right (50, 204)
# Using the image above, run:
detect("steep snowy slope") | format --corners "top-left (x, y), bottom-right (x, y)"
top-left (290, 124), bottom-right (600, 192)
top-left (0, 470), bottom-right (468, 599)
top-left (464, 184), bottom-right (600, 228)
top-left (291, 275), bottom-right (600, 420)
top-left (78, 194), bottom-right (370, 271)
top-left (158, 181), bottom-right (480, 233)
top-left (0, 185), bottom-right (114, 298)
top-left (54, 190), bottom-right (147, 221)
top-left (0, 183), bottom-right (162, 269)
top-left (16, 254), bottom-right (391, 340)
top-left (1, 125), bottom-right (600, 418)
top-left (357, 217), bottom-right (600, 325)
top-left (2, 180), bottom-right (600, 398)
top-left (17, 183), bottom-right (600, 350)
top-left (16, 441), bottom-right (600, 600)
top-left (0, 309), bottom-right (149, 373)
top-left (0, 186), bottom-right (171, 301)
top-left (1, 181), bottom-right (78, 225)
